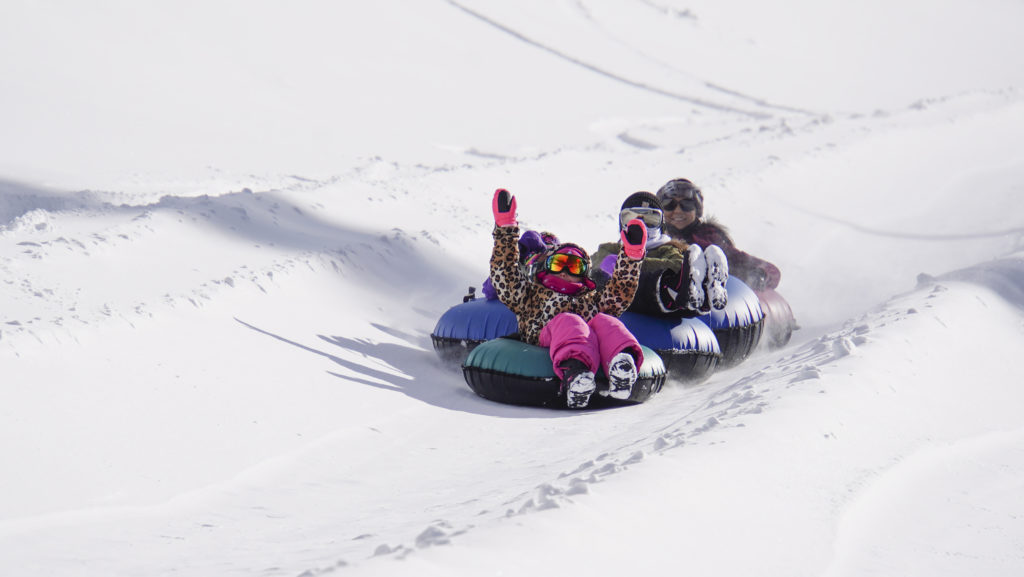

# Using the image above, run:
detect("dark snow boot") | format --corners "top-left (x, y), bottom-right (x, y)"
top-left (658, 244), bottom-right (706, 314)
top-left (559, 358), bottom-right (596, 409)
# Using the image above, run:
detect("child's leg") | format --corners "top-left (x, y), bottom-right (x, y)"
top-left (590, 313), bottom-right (643, 399)
top-left (588, 313), bottom-right (644, 374)
top-left (538, 312), bottom-right (600, 378)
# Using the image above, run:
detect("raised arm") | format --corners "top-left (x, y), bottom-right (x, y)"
top-left (489, 189), bottom-right (528, 311)
top-left (597, 219), bottom-right (646, 316)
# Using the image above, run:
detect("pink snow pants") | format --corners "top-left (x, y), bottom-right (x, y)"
top-left (539, 312), bottom-right (644, 378)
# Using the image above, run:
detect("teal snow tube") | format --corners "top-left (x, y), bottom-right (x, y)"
top-left (462, 338), bottom-right (667, 409)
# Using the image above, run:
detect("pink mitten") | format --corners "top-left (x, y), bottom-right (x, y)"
top-left (492, 188), bottom-right (518, 228)
top-left (620, 218), bottom-right (647, 260)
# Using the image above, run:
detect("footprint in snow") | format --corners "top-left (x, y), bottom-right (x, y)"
top-left (789, 365), bottom-right (823, 384)
top-left (832, 337), bottom-right (856, 359)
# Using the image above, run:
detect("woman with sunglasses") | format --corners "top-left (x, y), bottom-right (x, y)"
top-left (657, 178), bottom-right (781, 291)
top-left (591, 191), bottom-right (730, 316)
top-left (490, 188), bottom-right (648, 409)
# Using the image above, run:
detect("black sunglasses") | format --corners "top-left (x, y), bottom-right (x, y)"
top-left (662, 198), bottom-right (698, 212)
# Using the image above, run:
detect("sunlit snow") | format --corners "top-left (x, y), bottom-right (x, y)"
top-left (2, 1), bottom-right (1023, 576)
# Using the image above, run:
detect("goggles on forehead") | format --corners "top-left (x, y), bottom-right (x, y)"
top-left (619, 207), bottom-right (664, 230)
top-left (661, 180), bottom-right (699, 199)
top-left (545, 253), bottom-right (588, 276)
top-left (662, 198), bottom-right (698, 212)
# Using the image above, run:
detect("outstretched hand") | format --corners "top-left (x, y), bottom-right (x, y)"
top-left (621, 218), bottom-right (647, 260)
top-left (492, 188), bottom-right (518, 228)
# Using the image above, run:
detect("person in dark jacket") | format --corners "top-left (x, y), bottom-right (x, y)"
top-left (592, 191), bottom-right (729, 317)
top-left (657, 178), bottom-right (781, 291)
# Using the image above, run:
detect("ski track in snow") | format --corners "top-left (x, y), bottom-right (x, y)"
top-left (445, 0), bottom-right (813, 121)
top-left (563, 0), bottom-right (818, 117)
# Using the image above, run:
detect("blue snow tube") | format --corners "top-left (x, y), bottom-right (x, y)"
top-left (431, 298), bottom-right (519, 364)
top-left (462, 337), bottom-right (666, 409)
top-left (619, 312), bottom-right (720, 384)
top-left (698, 276), bottom-right (765, 367)
top-left (431, 297), bottom-right (720, 379)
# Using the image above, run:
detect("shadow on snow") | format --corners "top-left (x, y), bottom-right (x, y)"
top-left (234, 317), bottom-right (574, 420)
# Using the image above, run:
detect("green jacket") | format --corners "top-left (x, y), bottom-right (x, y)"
top-left (592, 240), bottom-right (687, 277)
top-left (592, 239), bottom-right (689, 316)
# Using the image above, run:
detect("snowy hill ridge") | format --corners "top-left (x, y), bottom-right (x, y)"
top-left (1, 179), bottom-right (468, 350)
top-left (4, 1), bottom-right (1024, 575)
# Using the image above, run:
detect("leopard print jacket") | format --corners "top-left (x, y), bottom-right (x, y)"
top-left (489, 225), bottom-right (642, 346)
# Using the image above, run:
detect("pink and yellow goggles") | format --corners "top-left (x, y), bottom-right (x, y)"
top-left (545, 253), bottom-right (588, 276)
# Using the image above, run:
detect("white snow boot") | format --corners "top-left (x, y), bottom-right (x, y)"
top-left (684, 244), bottom-right (707, 313)
top-left (602, 351), bottom-right (638, 400)
top-left (703, 244), bottom-right (729, 312)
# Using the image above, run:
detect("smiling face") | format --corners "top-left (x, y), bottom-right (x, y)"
top-left (664, 202), bottom-right (697, 231)
top-left (657, 180), bottom-right (703, 234)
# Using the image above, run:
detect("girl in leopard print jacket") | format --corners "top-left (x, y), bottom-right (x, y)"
top-left (489, 188), bottom-right (648, 408)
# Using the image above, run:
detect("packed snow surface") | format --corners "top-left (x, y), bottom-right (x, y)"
top-left (2, 1), bottom-right (1024, 575)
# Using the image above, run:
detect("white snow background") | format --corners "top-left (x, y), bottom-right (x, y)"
top-left (3, 1), bottom-right (1024, 575)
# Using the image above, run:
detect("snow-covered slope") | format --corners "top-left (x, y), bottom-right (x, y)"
top-left (2, 1), bottom-right (1023, 576)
